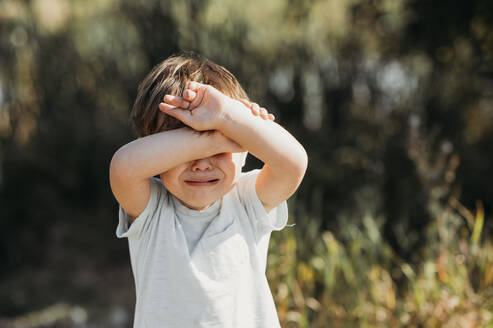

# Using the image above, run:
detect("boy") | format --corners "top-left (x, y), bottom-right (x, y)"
top-left (110, 53), bottom-right (307, 327)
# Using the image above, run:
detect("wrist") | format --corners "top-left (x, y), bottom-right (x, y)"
top-left (178, 127), bottom-right (217, 159)
top-left (196, 130), bottom-right (224, 156)
top-left (216, 97), bottom-right (241, 131)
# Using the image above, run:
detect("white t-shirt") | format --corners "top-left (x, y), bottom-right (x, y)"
top-left (116, 169), bottom-right (288, 327)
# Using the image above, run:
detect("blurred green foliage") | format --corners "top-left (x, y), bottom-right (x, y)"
top-left (0, 0), bottom-right (492, 326)
top-left (267, 198), bottom-right (493, 327)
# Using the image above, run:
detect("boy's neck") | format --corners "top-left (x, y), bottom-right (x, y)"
top-left (174, 196), bottom-right (219, 212)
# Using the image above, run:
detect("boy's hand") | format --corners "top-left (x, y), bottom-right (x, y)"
top-left (161, 82), bottom-right (306, 214)
top-left (238, 98), bottom-right (275, 121)
top-left (159, 81), bottom-right (225, 131)
top-left (159, 81), bottom-right (274, 131)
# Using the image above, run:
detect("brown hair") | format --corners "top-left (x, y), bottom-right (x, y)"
top-left (131, 52), bottom-right (248, 137)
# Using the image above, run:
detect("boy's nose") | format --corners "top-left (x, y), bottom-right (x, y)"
top-left (191, 158), bottom-right (213, 171)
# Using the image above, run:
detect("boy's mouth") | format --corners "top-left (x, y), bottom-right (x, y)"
top-left (184, 178), bottom-right (220, 186)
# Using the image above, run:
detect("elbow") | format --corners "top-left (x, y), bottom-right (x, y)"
top-left (109, 147), bottom-right (133, 184)
top-left (294, 146), bottom-right (308, 183)
top-left (110, 148), bottom-right (125, 175)
top-left (300, 147), bottom-right (308, 175)
top-left (285, 147), bottom-right (308, 194)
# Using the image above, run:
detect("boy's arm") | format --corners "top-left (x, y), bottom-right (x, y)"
top-left (109, 128), bottom-right (241, 221)
top-left (221, 103), bottom-right (307, 212)
top-left (161, 83), bottom-right (308, 212)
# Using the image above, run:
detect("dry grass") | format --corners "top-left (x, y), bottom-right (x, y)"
top-left (268, 200), bottom-right (493, 328)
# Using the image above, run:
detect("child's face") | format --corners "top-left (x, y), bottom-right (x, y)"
top-left (160, 152), bottom-right (247, 210)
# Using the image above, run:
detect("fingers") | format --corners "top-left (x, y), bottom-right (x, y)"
top-left (257, 106), bottom-right (275, 121)
top-left (158, 102), bottom-right (176, 112)
top-left (159, 103), bottom-right (192, 125)
top-left (259, 107), bottom-right (268, 119)
top-left (162, 84), bottom-right (197, 109)
top-left (188, 85), bottom-right (206, 109)
top-left (253, 104), bottom-right (272, 121)
top-left (163, 95), bottom-right (190, 109)
top-left (239, 98), bottom-right (259, 116)
top-left (183, 89), bottom-right (196, 102)
top-left (184, 81), bottom-right (211, 109)
top-left (168, 82), bottom-right (276, 123)
top-left (239, 98), bottom-right (275, 121)
top-left (187, 81), bottom-right (205, 92)
top-left (239, 98), bottom-right (253, 111)
top-left (251, 103), bottom-right (260, 116)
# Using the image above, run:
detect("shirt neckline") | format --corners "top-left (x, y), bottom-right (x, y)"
top-left (171, 195), bottom-right (221, 220)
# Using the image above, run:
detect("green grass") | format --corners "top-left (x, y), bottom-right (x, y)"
top-left (268, 201), bottom-right (493, 327)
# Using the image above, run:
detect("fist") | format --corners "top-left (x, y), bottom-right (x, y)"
top-left (159, 81), bottom-right (229, 131)
top-left (159, 81), bottom-right (275, 131)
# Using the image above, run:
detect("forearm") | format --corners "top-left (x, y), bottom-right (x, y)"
top-left (220, 99), bottom-right (308, 181)
top-left (111, 127), bottom-right (219, 181)
top-left (157, 81), bottom-right (307, 209)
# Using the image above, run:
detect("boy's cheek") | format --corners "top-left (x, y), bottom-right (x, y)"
top-left (159, 174), bottom-right (174, 191)
top-left (159, 166), bottom-right (184, 188)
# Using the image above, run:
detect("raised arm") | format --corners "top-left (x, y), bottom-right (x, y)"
top-left (109, 128), bottom-right (241, 221)
top-left (160, 82), bottom-right (308, 212)
top-left (220, 101), bottom-right (307, 211)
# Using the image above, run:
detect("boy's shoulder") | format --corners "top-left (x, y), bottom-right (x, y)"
top-left (236, 169), bottom-right (260, 195)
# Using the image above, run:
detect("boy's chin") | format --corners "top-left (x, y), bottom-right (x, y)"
top-left (178, 184), bottom-right (235, 210)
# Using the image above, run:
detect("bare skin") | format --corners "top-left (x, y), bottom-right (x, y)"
top-left (110, 91), bottom-right (280, 222)
top-left (159, 81), bottom-right (307, 212)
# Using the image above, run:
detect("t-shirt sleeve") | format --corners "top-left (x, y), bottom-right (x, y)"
top-left (116, 177), bottom-right (166, 239)
top-left (236, 169), bottom-right (288, 238)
